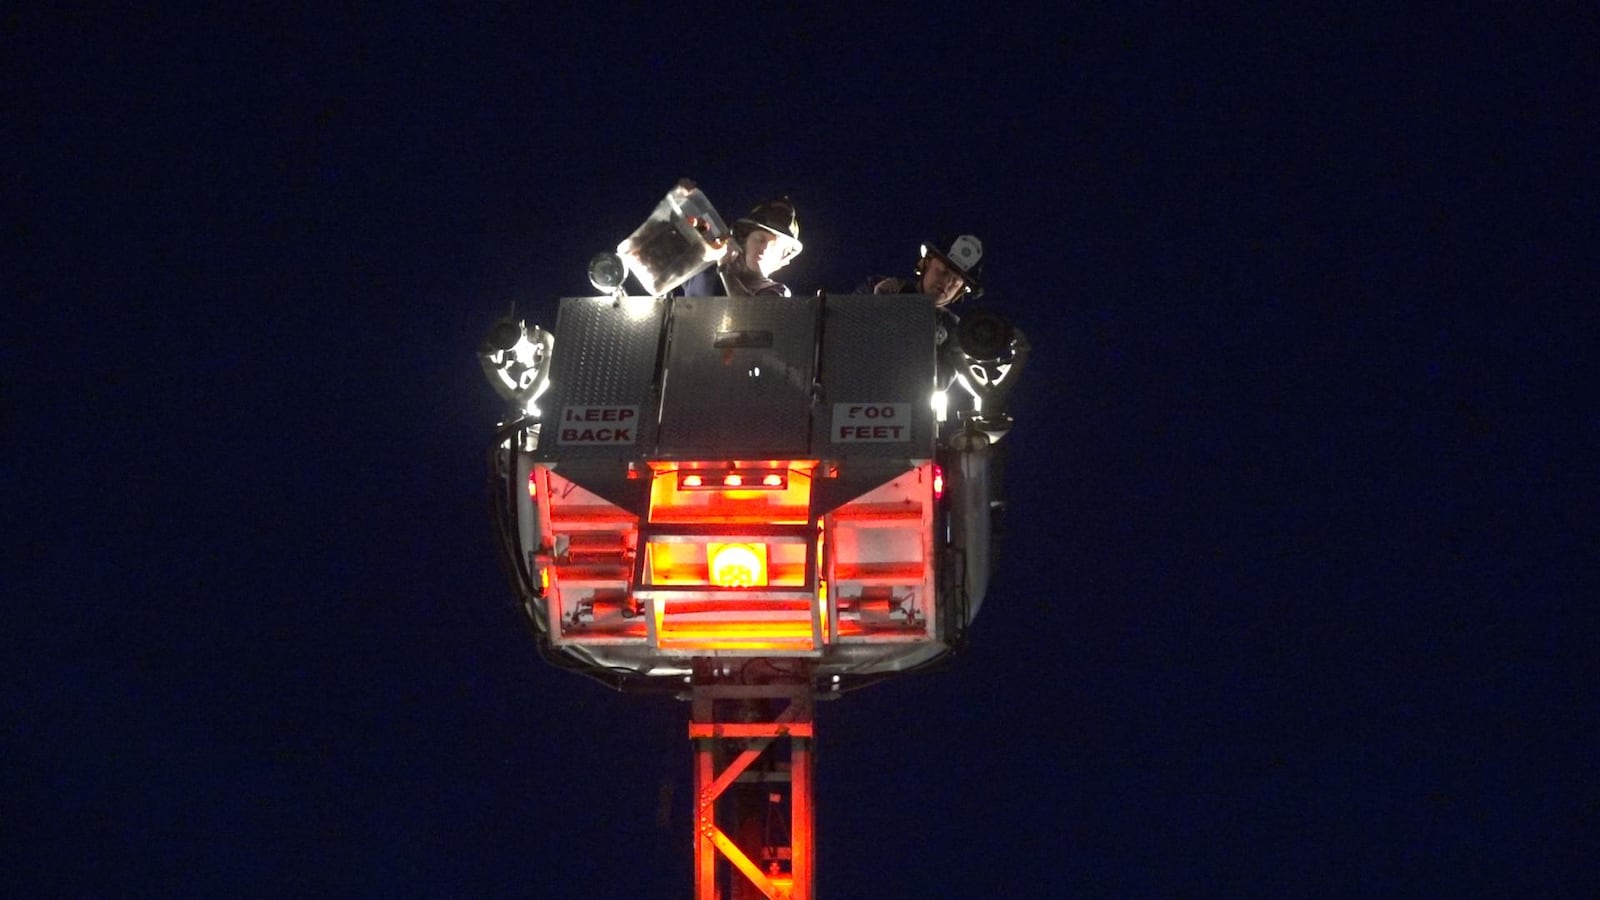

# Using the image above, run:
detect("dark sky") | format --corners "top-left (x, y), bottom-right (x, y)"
top-left (7, 6), bottom-right (1597, 897)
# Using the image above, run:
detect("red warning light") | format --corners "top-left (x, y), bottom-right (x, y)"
top-left (682, 474), bottom-right (703, 488)
top-left (932, 464), bottom-right (945, 500)
top-left (723, 473), bottom-right (744, 487)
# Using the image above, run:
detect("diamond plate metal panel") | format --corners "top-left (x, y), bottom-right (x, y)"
top-left (814, 294), bottom-right (937, 458)
top-left (658, 296), bottom-right (819, 457)
top-left (535, 296), bottom-right (666, 461)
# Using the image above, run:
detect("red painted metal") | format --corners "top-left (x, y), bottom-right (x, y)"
top-left (691, 667), bottom-right (815, 900)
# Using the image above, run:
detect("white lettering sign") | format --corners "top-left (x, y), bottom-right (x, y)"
top-left (558, 406), bottom-right (640, 444)
top-left (831, 403), bottom-right (911, 443)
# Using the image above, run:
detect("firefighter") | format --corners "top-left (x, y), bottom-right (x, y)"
top-left (870, 233), bottom-right (987, 387)
top-left (683, 197), bottom-right (804, 297)
top-left (870, 233), bottom-right (984, 309)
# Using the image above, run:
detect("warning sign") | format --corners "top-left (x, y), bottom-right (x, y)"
top-left (557, 405), bottom-right (640, 444)
top-left (831, 403), bottom-right (911, 442)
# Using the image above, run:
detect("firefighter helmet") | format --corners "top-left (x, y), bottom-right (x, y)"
top-left (734, 198), bottom-right (803, 255)
top-left (918, 234), bottom-right (984, 298)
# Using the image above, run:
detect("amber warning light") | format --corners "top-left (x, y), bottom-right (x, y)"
top-left (677, 470), bottom-right (789, 490)
top-left (707, 542), bottom-right (768, 587)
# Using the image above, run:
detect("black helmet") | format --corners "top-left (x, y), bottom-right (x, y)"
top-left (735, 198), bottom-right (803, 254)
top-left (918, 234), bottom-right (984, 298)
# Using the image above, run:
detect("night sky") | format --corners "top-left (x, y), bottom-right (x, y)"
top-left (8, 6), bottom-right (1597, 897)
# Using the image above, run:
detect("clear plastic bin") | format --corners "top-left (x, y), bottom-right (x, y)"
top-left (617, 182), bottom-right (730, 296)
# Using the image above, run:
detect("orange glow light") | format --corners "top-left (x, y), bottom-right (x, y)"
top-left (655, 618), bottom-right (817, 651)
top-left (708, 543), bottom-right (766, 587)
top-left (649, 462), bottom-right (816, 525)
top-left (527, 472), bottom-right (538, 499)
